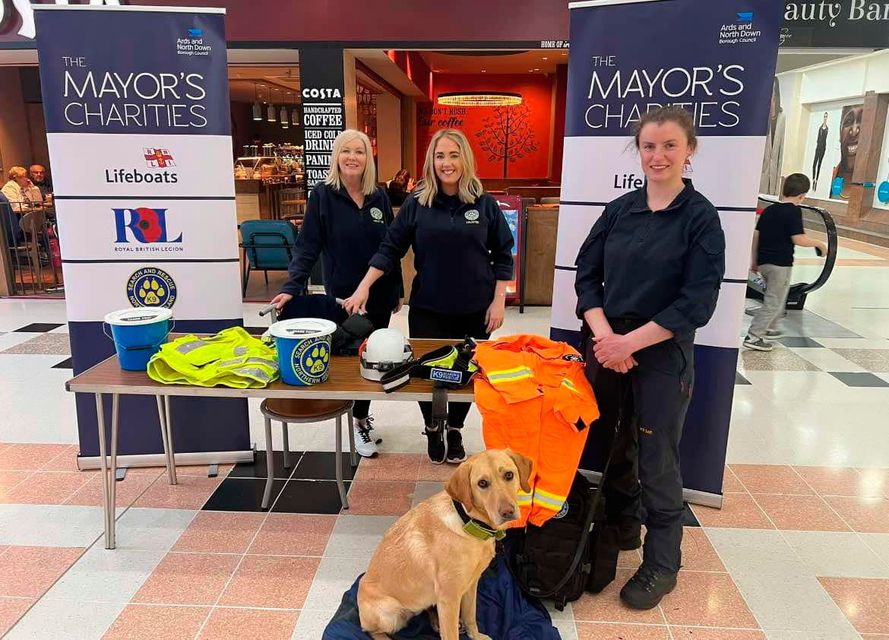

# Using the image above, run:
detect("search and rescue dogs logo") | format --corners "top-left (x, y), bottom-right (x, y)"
top-left (369, 207), bottom-right (384, 223)
top-left (291, 338), bottom-right (331, 384)
top-left (464, 209), bottom-right (480, 224)
top-left (127, 267), bottom-right (177, 308)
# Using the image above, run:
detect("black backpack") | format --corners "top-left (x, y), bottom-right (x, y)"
top-left (506, 472), bottom-right (621, 611)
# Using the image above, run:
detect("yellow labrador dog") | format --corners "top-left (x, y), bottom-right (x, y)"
top-left (358, 449), bottom-right (532, 640)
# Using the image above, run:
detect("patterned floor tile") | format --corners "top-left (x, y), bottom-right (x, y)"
top-left (740, 349), bottom-right (820, 371)
top-left (0, 333), bottom-right (70, 355)
top-left (729, 465), bottom-right (813, 495)
top-left (830, 349), bottom-right (889, 372)
top-left (102, 604), bottom-right (210, 640)
top-left (0, 444), bottom-right (73, 471)
top-left (661, 571), bottom-right (759, 628)
top-left (219, 555), bottom-right (320, 608)
top-left (691, 494), bottom-right (775, 529)
top-left (131, 552), bottom-right (239, 605)
top-left (1, 471), bottom-right (93, 505)
top-left (171, 511), bottom-right (265, 554)
top-left (752, 494), bottom-right (852, 532)
top-left (0, 546), bottom-right (84, 598)
top-left (345, 480), bottom-right (414, 516)
top-left (133, 474), bottom-right (223, 510)
top-left (198, 608), bottom-right (298, 640)
top-left (0, 597), bottom-right (34, 637)
top-left (819, 577), bottom-right (889, 634)
top-left (823, 497), bottom-right (889, 533)
top-left (246, 513), bottom-right (336, 556)
top-left (575, 622), bottom-right (670, 639)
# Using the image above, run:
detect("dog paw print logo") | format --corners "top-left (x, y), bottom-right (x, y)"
top-left (370, 207), bottom-right (384, 222)
top-left (127, 267), bottom-right (177, 309)
top-left (304, 343), bottom-right (330, 374)
top-left (464, 209), bottom-right (480, 224)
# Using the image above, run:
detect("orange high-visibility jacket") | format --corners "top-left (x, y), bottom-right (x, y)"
top-left (474, 335), bottom-right (600, 527)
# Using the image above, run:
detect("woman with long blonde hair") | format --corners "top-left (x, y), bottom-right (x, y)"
top-left (344, 129), bottom-right (514, 464)
top-left (271, 129), bottom-right (402, 457)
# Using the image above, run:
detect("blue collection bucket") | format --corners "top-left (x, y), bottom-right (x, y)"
top-left (269, 318), bottom-right (337, 386)
top-left (103, 308), bottom-right (174, 371)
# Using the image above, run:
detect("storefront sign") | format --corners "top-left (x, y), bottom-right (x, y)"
top-left (299, 48), bottom-right (346, 190)
top-left (35, 5), bottom-right (249, 463)
top-left (553, 0), bottom-right (783, 501)
top-left (781, 0), bottom-right (889, 47)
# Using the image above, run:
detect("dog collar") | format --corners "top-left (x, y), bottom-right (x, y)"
top-left (452, 500), bottom-right (505, 541)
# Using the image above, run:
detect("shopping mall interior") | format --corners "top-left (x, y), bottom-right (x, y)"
top-left (1, 1), bottom-right (889, 639)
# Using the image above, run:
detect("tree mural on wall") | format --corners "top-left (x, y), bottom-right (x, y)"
top-left (475, 104), bottom-right (539, 178)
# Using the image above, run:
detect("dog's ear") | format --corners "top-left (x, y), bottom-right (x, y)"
top-left (445, 458), bottom-right (475, 508)
top-left (506, 449), bottom-right (533, 493)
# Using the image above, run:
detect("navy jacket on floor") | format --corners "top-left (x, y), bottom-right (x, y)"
top-left (322, 554), bottom-right (561, 640)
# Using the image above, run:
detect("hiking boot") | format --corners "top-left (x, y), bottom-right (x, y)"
top-left (743, 336), bottom-right (773, 351)
top-left (620, 564), bottom-right (678, 610)
top-left (424, 426), bottom-right (446, 464)
top-left (352, 418), bottom-right (379, 458)
top-left (445, 428), bottom-right (467, 464)
top-left (617, 517), bottom-right (642, 551)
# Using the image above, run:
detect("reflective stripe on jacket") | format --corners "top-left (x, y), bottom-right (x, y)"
top-left (147, 327), bottom-right (279, 389)
top-left (475, 334), bottom-right (599, 527)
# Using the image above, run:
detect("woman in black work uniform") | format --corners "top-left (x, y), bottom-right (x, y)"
top-left (270, 129), bottom-right (403, 459)
top-left (575, 106), bottom-right (725, 610)
top-left (344, 128), bottom-right (514, 465)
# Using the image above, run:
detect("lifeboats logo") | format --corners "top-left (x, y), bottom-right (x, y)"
top-left (127, 267), bottom-right (177, 308)
top-left (105, 147), bottom-right (180, 185)
top-left (113, 207), bottom-right (184, 253)
top-left (718, 10), bottom-right (762, 45)
top-left (0, 0), bottom-right (122, 40)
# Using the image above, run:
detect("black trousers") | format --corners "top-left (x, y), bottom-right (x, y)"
top-left (584, 324), bottom-right (694, 574)
top-left (813, 145), bottom-right (826, 182)
top-left (408, 306), bottom-right (489, 429)
top-left (352, 311), bottom-right (392, 420)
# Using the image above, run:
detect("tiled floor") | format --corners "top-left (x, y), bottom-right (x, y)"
top-left (2, 236), bottom-right (889, 638)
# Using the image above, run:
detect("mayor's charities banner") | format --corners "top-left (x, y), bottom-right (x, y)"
top-left (553, 0), bottom-right (782, 503)
top-left (35, 5), bottom-right (250, 466)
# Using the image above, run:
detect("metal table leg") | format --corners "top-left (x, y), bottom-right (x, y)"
top-left (95, 393), bottom-right (113, 549)
top-left (335, 414), bottom-right (348, 509)
top-left (164, 396), bottom-right (177, 485)
top-left (108, 394), bottom-right (119, 549)
top-left (346, 406), bottom-right (357, 467)
top-left (282, 421), bottom-right (291, 469)
top-left (261, 415), bottom-right (275, 510)
top-left (156, 396), bottom-right (176, 484)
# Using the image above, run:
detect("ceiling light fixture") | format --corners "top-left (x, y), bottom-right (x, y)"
top-left (437, 91), bottom-right (522, 107)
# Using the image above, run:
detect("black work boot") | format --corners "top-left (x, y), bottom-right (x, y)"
top-left (445, 428), bottom-right (466, 464)
top-left (620, 563), bottom-right (678, 610)
top-left (424, 426), bottom-right (446, 464)
top-left (617, 517), bottom-right (642, 551)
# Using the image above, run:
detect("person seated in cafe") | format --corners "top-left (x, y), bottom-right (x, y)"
top-left (29, 165), bottom-right (52, 199)
top-left (1, 167), bottom-right (38, 212)
top-left (0, 190), bottom-right (24, 244)
top-left (386, 169), bottom-right (413, 207)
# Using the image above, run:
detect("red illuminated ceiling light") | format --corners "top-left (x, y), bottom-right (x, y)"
top-left (437, 91), bottom-right (522, 107)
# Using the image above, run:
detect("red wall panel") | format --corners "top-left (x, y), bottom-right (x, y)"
top-left (417, 74), bottom-right (554, 180)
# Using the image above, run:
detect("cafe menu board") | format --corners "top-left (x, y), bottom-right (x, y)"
top-left (299, 48), bottom-right (346, 189)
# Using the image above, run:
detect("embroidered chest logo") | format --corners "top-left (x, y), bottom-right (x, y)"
top-left (464, 209), bottom-right (480, 224)
top-left (369, 207), bottom-right (384, 223)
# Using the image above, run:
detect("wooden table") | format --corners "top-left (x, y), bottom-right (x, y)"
top-left (66, 339), bottom-right (472, 549)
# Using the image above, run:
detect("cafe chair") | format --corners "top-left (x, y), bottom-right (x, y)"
top-left (18, 209), bottom-right (49, 293)
top-left (238, 219), bottom-right (298, 297)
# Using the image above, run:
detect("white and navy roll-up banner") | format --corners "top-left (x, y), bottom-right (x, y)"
top-left (555, 0), bottom-right (782, 501)
top-left (35, 5), bottom-right (249, 462)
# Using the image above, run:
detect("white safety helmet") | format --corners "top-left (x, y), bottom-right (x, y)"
top-left (359, 328), bottom-right (413, 381)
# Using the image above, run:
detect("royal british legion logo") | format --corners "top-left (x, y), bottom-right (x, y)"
top-left (144, 148), bottom-right (175, 168)
top-left (127, 267), bottom-right (177, 308)
top-left (113, 207), bottom-right (183, 253)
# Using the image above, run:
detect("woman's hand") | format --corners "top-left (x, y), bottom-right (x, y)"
top-left (594, 333), bottom-right (637, 369)
top-left (485, 297), bottom-right (506, 334)
top-left (605, 356), bottom-right (638, 374)
top-left (343, 287), bottom-right (369, 315)
top-left (270, 293), bottom-right (293, 312)
top-left (394, 298), bottom-right (404, 314)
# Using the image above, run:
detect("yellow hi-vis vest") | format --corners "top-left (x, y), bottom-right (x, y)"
top-left (147, 327), bottom-right (279, 388)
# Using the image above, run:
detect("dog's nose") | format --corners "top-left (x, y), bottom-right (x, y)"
top-left (500, 505), bottom-right (517, 521)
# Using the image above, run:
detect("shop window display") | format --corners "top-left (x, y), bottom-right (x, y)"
top-left (801, 98), bottom-right (864, 202)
